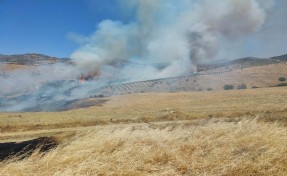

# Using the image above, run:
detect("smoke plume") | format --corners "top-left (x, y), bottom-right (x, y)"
top-left (71, 0), bottom-right (277, 81)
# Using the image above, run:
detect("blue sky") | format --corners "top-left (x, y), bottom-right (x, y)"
top-left (0, 0), bottom-right (121, 57)
top-left (0, 0), bottom-right (286, 59)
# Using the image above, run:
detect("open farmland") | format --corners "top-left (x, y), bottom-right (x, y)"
top-left (1, 54), bottom-right (287, 175)
top-left (1, 87), bottom-right (287, 175)
top-left (1, 87), bottom-right (287, 134)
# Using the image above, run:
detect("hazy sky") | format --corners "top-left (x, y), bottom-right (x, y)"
top-left (0, 0), bottom-right (286, 59)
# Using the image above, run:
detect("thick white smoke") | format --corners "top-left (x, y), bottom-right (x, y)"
top-left (0, 64), bottom-right (79, 95)
top-left (71, 0), bottom-right (276, 81)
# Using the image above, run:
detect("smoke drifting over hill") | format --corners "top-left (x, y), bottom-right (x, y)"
top-left (71, 0), bottom-right (281, 81)
top-left (1, 0), bottom-right (286, 112)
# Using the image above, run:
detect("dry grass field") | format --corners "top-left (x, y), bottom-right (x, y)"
top-left (1, 119), bottom-right (287, 176)
top-left (0, 63), bottom-right (35, 72)
top-left (0, 87), bottom-right (287, 134)
top-left (0, 87), bottom-right (287, 175)
top-left (1, 87), bottom-right (287, 134)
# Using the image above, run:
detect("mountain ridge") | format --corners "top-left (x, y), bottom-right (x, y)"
top-left (1, 53), bottom-right (287, 69)
top-left (0, 53), bottom-right (70, 65)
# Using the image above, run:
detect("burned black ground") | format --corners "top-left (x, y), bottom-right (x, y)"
top-left (0, 137), bottom-right (58, 162)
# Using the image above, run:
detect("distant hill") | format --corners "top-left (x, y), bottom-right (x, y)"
top-left (197, 55), bottom-right (287, 72)
top-left (0, 53), bottom-right (71, 65)
top-left (1, 53), bottom-right (287, 70)
top-left (271, 54), bottom-right (287, 61)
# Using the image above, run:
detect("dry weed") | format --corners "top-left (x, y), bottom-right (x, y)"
top-left (1, 119), bottom-right (287, 175)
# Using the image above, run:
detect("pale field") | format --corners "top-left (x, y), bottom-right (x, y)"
top-left (0, 87), bottom-right (287, 175)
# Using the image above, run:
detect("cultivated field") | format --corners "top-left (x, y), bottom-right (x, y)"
top-left (1, 87), bottom-right (287, 175)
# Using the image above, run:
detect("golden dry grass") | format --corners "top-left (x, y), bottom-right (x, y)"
top-left (1, 87), bottom-right (287, 134)
top-left (1, 87), bottom-right (287, 175)
top-left (1, 119), bottom-right (287, 175)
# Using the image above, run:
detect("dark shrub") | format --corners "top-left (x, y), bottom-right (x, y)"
top-left (274, 83), bottom-right (287, 87)
top-left (97, 94), bottom-right (104, 98)
top-left (224, 84), bottom-right (234, 90)
top-left (279, 77), bottom-right (286, 82)
top-left (207, 88), bottom-right (213, 91)
top-left (237, 84), bottom-right (247, 89)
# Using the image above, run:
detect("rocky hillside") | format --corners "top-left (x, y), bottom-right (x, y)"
top-left (271, 54), bottom-right (287, 61)
top-left (0, 53), bottom-right (71, 65)
top-left (197, 55), bottom-right (287, 72)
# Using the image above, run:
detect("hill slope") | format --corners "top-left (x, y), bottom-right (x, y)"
top-left (0, 53), bottom-right (70, 66)
top-left (98, 63), bottom-right (287, 96)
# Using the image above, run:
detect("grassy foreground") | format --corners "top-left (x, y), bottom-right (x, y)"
top-left (1, 87), bottom-right (287, 175)
top-left (1, 119), bottom-right (287, 175)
